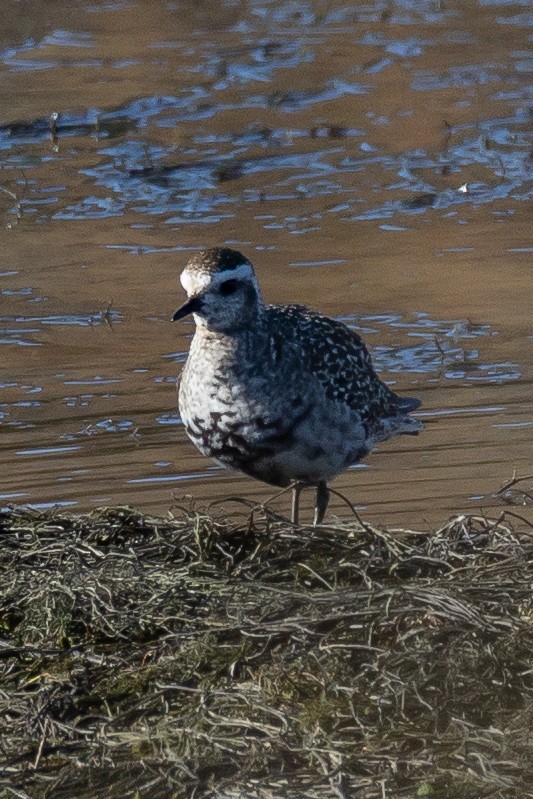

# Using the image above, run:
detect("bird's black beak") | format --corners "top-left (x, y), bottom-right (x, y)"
top-left (171, 295), bottom-right (203, 322)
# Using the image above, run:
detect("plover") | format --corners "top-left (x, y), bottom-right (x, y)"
top-left (172, 247), bottom-right (422, 524)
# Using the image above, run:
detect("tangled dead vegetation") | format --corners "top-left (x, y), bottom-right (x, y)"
top-left (1, 498), bottom-right (533, 799)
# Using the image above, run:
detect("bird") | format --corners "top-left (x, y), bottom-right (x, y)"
top-left (172, 247), bottom-right (422, 525)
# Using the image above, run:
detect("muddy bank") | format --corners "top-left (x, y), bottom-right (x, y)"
top-left (1, 499), bottom-right (533, 798)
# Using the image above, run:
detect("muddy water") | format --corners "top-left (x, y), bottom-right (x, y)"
top-left (1, 0), bottom-right (532, 526)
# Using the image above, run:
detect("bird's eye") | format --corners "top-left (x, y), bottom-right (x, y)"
top-left (219, 279), bottom-right (239, 296)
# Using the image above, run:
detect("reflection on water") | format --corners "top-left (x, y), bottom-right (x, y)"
top-left (0, 0), bottom-right (532, 525)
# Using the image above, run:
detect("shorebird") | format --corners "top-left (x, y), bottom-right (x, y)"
top-left (172, 247), bottom-right (422, 524)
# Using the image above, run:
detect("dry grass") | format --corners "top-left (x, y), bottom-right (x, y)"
top-left (1, 497), bottom-right (533, 799)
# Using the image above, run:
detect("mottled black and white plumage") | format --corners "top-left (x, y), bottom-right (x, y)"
top-left (172, 247), bottom-right (422, 523)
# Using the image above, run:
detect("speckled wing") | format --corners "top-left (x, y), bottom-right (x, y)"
top-left (266, 304), bottom-right (412, 423)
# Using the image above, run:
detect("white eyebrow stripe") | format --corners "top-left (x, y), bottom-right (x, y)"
top-left (209, 263), bottom-right (253, 283)
top-left (180, 262), bottom-right (254, 294)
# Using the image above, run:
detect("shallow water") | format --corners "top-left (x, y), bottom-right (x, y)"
top-left (1, 0), bottom-right (532, 526)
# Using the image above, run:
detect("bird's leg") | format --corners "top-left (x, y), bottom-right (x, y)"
top-left (291, 481), bottom-right (305, 525)
top-left (314, 480), bottom-right (330, 525)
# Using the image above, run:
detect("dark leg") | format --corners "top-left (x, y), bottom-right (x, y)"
top-left (291, 481), bottom-right (305, 525)
top-left (314, 480), bottom-right (330, 525)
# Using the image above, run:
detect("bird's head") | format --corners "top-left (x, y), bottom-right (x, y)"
top-left (172, 247), bottom-right (262, 334)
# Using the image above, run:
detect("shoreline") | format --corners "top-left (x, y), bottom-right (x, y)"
top-left (2, 503), bottom-right (532, 798)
